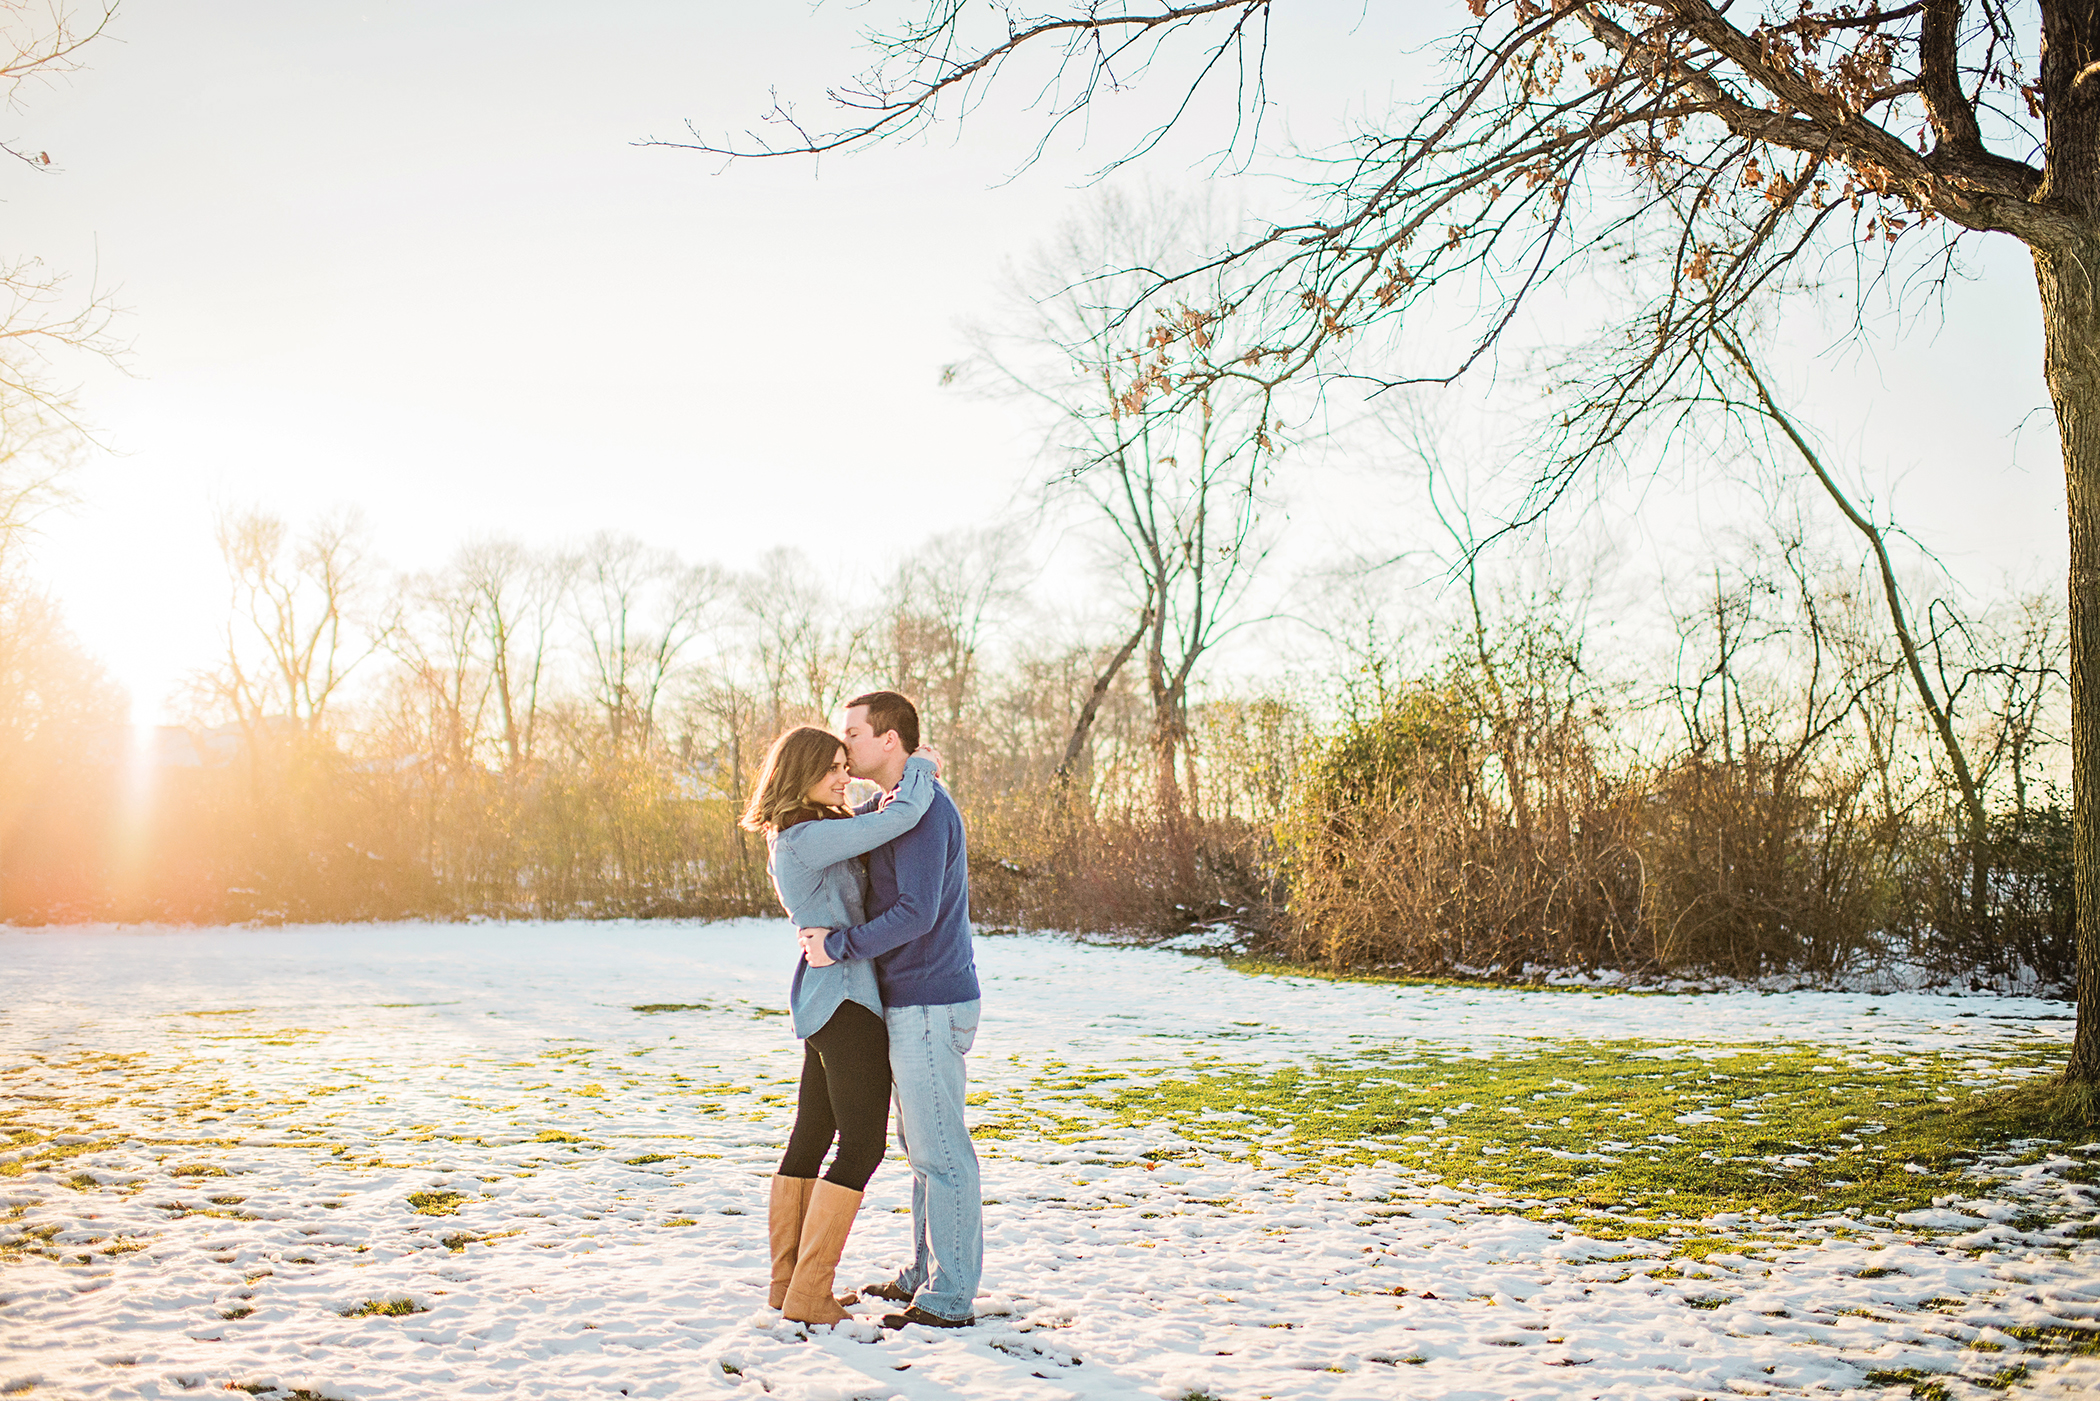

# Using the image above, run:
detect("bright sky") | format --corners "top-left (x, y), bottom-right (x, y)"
top-left (7, 1), bottom-right (2066, 722)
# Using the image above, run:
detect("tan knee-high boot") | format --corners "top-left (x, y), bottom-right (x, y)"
top-left (781, 1179), bottom-right (863, 1325)
top-left (767, 1175), bottom-right (815, 1309)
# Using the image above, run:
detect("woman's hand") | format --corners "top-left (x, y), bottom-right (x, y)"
top-left (913, 743), bottom-right (943, 777)
top-left (799, 927), bottom-right (836, 967)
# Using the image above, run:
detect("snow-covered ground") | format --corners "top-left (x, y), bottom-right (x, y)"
top-left (1, 920), bottom-right (2095, 1400)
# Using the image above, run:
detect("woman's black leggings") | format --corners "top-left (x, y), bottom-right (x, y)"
top-left (778, 1000), bottom-right (890, 1191)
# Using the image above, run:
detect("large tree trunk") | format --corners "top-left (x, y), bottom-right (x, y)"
top-left (2035, 234), bottom-right (2100, 1085)
top-left (1153, 697), bottom-right (1190, 878)
top-left (2037, 0), bottom-right (2100, 1088)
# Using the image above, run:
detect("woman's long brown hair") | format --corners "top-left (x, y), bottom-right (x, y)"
top-left (739, 725), bottom-right (850, 833)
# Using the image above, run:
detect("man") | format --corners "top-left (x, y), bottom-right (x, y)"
top-left (797, 689), bottom-right (982, 1329)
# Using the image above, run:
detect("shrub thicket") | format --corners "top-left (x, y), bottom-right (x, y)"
top-left (1276, 586), bottom-right (2070, 988)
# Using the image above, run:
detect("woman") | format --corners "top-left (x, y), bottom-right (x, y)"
top-left (739, 724), bottom-right (940, 1325)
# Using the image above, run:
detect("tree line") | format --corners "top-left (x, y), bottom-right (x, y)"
top-left (0, 495), bottom-right (2069, 996)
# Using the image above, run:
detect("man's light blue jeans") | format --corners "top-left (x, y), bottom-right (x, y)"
top-left (884, 999), bottom-right (982, 1321)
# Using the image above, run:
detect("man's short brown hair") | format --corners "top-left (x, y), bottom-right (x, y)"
top-left (847, 690), bottom-right (920, 752)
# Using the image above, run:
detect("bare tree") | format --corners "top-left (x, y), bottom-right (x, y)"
top-left (457, 538), bottom-right (570, 768)
top-left (740, 548), bottom-right (871, 732)
top-left (1967, 593), bottom-right (2069, 827)
top-left (966, 188), bottom-right (1274, 848)
top-left (688, 0), bottom-right (2100, 1094)
top-left (0, 407), bottom-right (80, 578)
top-left (573, 533), bottom-right (722, 755)
top-left (211, 507), bottom-right (386, 733)
top-left (1677, 334), bottom-right (2077, 941)
top-left (1056, 609), bottom-right (1151, 787)
top-left (0, 1), bottom-right (125, 573)
top-left (883, 526), bottom-right (1027, 781)
top-left (673, 674), bottom-right (767, 901)
top-left (385, 568), bottom-right (492, 774)
top-left (1712, 332), bottom-right (1989, 850)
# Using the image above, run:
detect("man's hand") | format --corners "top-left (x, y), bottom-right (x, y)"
top-left (799, 927), bottom-right (836, 967)
top-left (913, 743), bottom-right (942, 777)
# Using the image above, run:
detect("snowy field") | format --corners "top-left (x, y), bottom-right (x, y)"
top-left (2, 920), bottom-right (2097, 1401)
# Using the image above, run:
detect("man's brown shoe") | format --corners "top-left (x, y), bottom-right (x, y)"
top-left (880, 1305), bottom-right (973, 1330)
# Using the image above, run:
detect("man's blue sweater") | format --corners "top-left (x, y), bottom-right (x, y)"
top-left (821, 783), bottom-right (980, 1008)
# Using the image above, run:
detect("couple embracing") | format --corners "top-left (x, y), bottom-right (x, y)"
top-left (738, 690), bottom-right (982, 1331)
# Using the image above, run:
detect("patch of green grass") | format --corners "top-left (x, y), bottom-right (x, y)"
top-left (663, 1217), bottom-right (697, 1227)
top-left (532, 1131), bottom-right (589, 1144)
top-left (1005, 1036), bottom-right (2071, 1225)
top-left (0, 1221), bottom-right (63, 1263)
top-left (632, 1003), bottom-right (712, 1014)
top-left (405, 1190), bottom-right (467, 1216)
top-left (1863, 1368), bottom-right (1952, 1401)
top-left (1996, 1324), bottom-right (2100, 1356)
top-left (167, 1163), bottom-right (230, 1177)
top-left (0, 1133), bottom-right (122, 1174)
top-left (64, 1172), bottom-right (98, 1191)
top-left (340, 1296), bottom-right (427, 1318)
top-left (624, 1153), bottom-right (674, 1165)
top-left (1667, 1235), bottom-right (1743, 1260)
